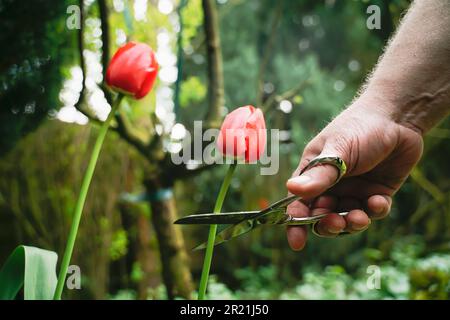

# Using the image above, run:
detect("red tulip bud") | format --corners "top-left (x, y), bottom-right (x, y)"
top-left (106, 41), bottom-right (159, 99)
top-left (217, 105), bottom-right (267, 163)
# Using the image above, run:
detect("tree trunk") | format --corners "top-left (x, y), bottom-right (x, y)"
top-left (135, 209), bottom-right (161, 298)
top-left (119, 202), bottom-right (160, 299)
top-left (145, 178), bottom-right (193, 299)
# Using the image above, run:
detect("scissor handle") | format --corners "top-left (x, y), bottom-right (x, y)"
top-left (273, 156), bottom-right (347, 211)
top-left (283, 156), bottom-right (354, 237)
top-left (299, 156), bottom-right (347, 184)
top-left (283, 211), bottom-right (357, 237)
top-left (284, 211), bottom-right (349, 225)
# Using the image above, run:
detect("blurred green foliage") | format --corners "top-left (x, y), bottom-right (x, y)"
top-left (0, 0), bottom-right (75, 155)
top-left (108, 237), bottom-right (450, 300)
top-left (180, 76), bottom-right (207, 108)
top-left (0, 0), bottom-right (449, 299)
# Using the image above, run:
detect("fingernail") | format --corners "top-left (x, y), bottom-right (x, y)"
top-left (349, 218), bottom-right (371, 231)
top-left (288, 175), bottom-right (311, 186)
top-left (327, 226), bottom-right (343, 233)
top-left (374, 206), bottom-right (384, 215)
top-left (348, 222), bottom-right (366, 231)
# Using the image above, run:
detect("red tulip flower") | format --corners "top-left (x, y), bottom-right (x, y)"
top-left (217, 105), bottom-right (267, 163)
top-left (106, 41), bottom-right (159, 99)
top-left (55, 41), bottom-right (160, 299)
top-left (199, 105), bottom-right (267, 299)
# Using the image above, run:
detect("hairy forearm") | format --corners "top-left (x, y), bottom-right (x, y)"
top-left (359, 0), bottom-right (450, 134)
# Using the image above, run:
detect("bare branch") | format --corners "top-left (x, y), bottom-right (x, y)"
top-left (114, 111), bottom-right (152, 157)
top-left (72, 0), bottom-right (97, 120)
top-left (77, 107), bottom-right (103, 126)
top-left (72, 0), bottom-right (108, 127)
top-left (169, 159), bottom-right (218, 180)
top-left (262, 80), bottom-right (310, 113)
top-left (183, 162), bottom-right (217, 177)
top-left (98, 0), bottom-right (110, 81)
top-left (73, 0), bottom-right (86, 113)
top-left (256, 3), bottom-right (282, 107)
top-left (202, 0), bottom-right (225, 128)
top-left (410, 167), bottom-right (445, 203)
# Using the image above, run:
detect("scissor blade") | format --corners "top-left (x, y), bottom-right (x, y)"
top-left (177, 195), bottom-right (299, 226)
top-left (174, 211), bottom-right (260, 225)
top-left (192, 210), bottom-right (291, 250)
top-left (240, 194), bottom-right (299, 222)
top-left (193, 218), bottom-right (258, 250)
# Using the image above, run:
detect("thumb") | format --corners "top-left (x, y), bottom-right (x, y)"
top-left (287, 143), bottom-right (348, 199)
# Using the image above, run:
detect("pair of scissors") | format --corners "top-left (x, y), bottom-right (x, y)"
top-left (175, 156), bottom-right (348, 250)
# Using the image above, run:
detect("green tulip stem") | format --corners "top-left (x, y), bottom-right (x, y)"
top-left (198, 162), bottom-right (237, 300)
top-left (53, 94), bottom-right (123, 300)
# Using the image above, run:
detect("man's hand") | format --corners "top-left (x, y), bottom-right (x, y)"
top-left (285, 0), bottom-right (450, 250)
top-left (285, 98), bottom-right (423, 250)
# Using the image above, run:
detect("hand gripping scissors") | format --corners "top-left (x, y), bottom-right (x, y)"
top-left (175, 156), bottom-right (349, 250)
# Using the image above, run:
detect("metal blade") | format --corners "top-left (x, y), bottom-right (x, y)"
top-left (174, 211), bottom-right (260, 225)
top-left (176, 195), bottom-right (300, 226)
top-left (239, 194), bottom-right (300, 222)
top-left (193, 218), bottom-right (258, 250)
top-left (192, 209), bottom-right (289, 250)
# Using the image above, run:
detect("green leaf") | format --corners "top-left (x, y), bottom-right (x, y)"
top-left (0, 245), bottom-right (58, 300)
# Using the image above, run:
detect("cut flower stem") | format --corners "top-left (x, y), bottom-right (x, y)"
top-left (198, 162), bottom-right (237, 300)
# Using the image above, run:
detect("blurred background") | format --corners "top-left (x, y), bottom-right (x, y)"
top-left (0, 0), bottom-right (449, 300)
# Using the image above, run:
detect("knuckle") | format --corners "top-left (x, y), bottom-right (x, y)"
top-left (328, 130), bottom-right (360, 173)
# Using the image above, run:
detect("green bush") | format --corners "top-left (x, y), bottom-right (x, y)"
top-left (204, 237), bottom-right (450, 300)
